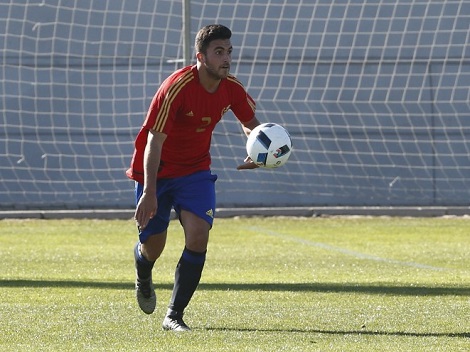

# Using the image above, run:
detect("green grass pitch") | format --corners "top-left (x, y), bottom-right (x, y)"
top-left (0, 216), bottom-right (469, 351)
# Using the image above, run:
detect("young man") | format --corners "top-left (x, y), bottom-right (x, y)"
top-left (126, 24), bottom-right (260, 331)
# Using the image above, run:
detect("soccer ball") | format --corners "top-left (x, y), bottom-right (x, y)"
top-left (246, 123), bottom-right (292, 168)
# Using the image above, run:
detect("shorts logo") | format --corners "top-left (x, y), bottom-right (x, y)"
top-left (206, 209), bottom-right (214, 218)
top-left (185, 111), bottom-right (194, 116)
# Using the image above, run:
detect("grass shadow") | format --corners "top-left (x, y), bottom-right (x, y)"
top-left (0, 279), bottom-right (134, 290)
top-left (199, 282), bottom-right (470, 296)
top-left (204, 326), bottom-right (470, 339)
top-left (0, 279), bottom-right (469, 296)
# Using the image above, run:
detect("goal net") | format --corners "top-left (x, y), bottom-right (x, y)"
top-left (1, 0), bottom-right (469, 210)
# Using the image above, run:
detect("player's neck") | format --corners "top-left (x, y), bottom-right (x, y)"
top-left (196, 63), bottom-right (221, 93)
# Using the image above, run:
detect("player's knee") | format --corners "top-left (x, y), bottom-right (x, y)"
top-left (186, 235), bottom-right (209, 253)
top-left (141, 232), bottom-right (167, 261)
top-left (184, 229), bottom-right (209, 253)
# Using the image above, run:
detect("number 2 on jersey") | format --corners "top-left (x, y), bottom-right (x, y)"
top-left (196, 117), bottom-right (211, 133)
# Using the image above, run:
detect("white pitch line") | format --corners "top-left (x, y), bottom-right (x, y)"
top-left (247, 226), bottom-right (447, 271)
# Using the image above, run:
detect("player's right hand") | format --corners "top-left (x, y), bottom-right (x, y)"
top-left (134, 192), bottom-right (157, 229)
top-left (236, 156), bottom-right (260, 170)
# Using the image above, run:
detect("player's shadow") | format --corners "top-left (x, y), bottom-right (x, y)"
top-left (2, 279), bottom-right (468, 339)
top-left (203, 326), bottom-right (470, 339)
top-left (0, 279), bottom-right (131, 290)
top-left (0, 280), bottom-right (469, 297)
top-left (197, 282), bottom-right (470, 296)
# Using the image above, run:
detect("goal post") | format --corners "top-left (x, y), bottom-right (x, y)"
top-left (0, 0), bottom-right (469, 211)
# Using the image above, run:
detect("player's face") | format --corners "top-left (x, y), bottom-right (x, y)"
top-left (201, 39), bottom-right (232, 80)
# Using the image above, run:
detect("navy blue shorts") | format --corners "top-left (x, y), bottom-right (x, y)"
top-left (135, 170), bottom-right (218, 243)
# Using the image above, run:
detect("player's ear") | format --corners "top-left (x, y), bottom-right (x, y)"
top-left (196, 52), bottom-right (205, 63)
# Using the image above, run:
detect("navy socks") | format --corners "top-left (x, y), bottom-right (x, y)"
top-left (135, 243), bottom-right (206, 314)
top-left (168, 247), bottom-right (206, 314)
top-left (134, 242), bottom-right (155, 279)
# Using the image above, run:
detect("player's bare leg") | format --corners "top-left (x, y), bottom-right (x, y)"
top-left (163, 210), bottom-right (210, 332)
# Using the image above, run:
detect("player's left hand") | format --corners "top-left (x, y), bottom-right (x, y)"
top-left (237, 156), bottom-right (259, 170)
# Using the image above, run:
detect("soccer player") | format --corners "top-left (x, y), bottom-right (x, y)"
top-left (126, 24), bottom-right (260, 331)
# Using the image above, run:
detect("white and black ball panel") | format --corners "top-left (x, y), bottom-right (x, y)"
top-left (246, 123), bottom-right (292, 168)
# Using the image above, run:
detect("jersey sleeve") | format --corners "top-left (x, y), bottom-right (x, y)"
top-left (142, 68), bottom-right (193, 134)
top-left (227, 75), bottom-right (256, 123)
top-left (142, 86), bottom-right (179, 135)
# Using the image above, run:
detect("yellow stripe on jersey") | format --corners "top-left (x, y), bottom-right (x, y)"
top-left (227, 74), bottom-right (245, 89)
top-left (247, 97), bottom-right (256, 113)
top-left (227, 75), bottom-right (256, 113)
top-left (153, 71), bottom-right (194, 132)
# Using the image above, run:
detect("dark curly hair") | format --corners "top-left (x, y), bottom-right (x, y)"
top-left (194, 24), bottom-right (232, 54)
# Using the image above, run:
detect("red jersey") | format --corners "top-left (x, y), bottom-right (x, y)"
top-left (126, 65), bottom-right (256, 182)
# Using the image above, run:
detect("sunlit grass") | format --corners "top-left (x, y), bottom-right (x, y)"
top-left (0, 217), bottom-right (469, 351)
